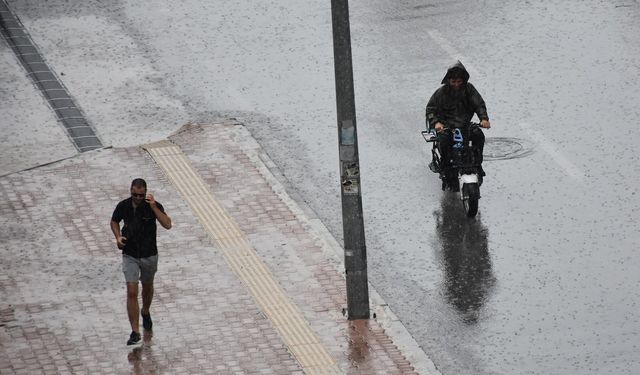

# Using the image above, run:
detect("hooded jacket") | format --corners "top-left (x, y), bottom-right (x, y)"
top-left (425, 61), bottom-right (489, 130)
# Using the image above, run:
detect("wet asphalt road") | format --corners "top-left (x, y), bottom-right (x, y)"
top-left (4, 0), bottom-right (640, 373)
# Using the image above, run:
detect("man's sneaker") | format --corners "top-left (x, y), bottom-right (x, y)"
top-left (478, 165), bottom-right (486, 177)
top-left (127, 331), bottom-right (142, 346)
top-left (141, 310), bottom-right (152, 331)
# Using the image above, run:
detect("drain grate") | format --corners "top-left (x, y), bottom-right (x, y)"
top-left (484, 137), bottom-right (534, 161)
top-left (0, 1), bottom-right (102, 152)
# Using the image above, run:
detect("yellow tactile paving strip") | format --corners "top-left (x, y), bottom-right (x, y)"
top-left (143, 140), bottom-right (342, 375)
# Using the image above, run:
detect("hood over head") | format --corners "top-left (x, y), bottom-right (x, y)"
top-left (441, 60), bottom-right (470, 84)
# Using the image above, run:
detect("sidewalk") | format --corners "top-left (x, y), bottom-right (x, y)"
top-left (0, 120), bottom-right (439, 374)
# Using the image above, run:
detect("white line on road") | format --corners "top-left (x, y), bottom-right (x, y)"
top-left (519, 122), bottom-right (586, 181)
top-left (426, 28), bottom-right (483, 78)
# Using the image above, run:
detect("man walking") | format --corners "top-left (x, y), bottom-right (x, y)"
top-left (110, 178), bottom-right (172, 346)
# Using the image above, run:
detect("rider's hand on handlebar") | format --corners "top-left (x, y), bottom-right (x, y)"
top-left (480, 119), bottom-right (491, 129)
top-left (435, 122), bottom-right (445, 133)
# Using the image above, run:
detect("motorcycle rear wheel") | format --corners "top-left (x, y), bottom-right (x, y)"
top-left (462, 183), bottom-right (479, 217)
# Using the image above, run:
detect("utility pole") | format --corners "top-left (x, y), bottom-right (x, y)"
top-left (330, 0), bottom-right (369, 320)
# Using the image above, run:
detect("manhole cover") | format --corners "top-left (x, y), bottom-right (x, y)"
top-left (484, 137), bottom-right (534, 161)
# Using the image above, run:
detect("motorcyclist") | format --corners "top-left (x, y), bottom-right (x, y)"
top-left (425, 60), bottom-right (491, 177)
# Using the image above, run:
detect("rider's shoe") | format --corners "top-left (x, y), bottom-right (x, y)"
top-left (477, 165), bottom-right (485, 185)
top-left (439, 171), bottom-right (447, 191)
top-left (429, 161), bottom-right (440, 173)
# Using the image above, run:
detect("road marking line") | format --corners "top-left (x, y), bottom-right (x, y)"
top-left (518, 122), bottom-right (585, 181)
top-left (427, 28), bottom-right (483, 78)
top-left (144, 140), bottom-right (342, 374)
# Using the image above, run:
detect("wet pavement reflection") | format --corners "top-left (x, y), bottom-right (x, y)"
top-left (344, 319), bottom-right (412, 373)
top-left (347, 320), bottom-right (370, 365)
top-left (127, 331), bottom-right (157, 374)
top-left (434, 195), bottom-right (496, 324)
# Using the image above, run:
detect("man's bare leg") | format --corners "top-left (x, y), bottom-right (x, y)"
top-left (141, 282), bottom-right (153, 315)
top-left (126, 282), bottom-right (140, 333)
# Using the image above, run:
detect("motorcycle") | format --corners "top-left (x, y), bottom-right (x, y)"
top-left (422, 123), bottom-right (483, 217)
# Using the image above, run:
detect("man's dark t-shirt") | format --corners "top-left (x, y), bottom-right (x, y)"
top-left (111, 198), bottom-right (165, 258)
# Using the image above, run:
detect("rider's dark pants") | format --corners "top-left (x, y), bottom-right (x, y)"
top-left (438, 127), bottom-right (485, 169)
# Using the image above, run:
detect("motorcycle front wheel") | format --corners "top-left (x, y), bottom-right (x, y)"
top-left (462, 183), bottom-right (479, 217)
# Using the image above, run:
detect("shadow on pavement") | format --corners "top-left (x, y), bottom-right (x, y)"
top-left (127, 331), bottom-right (156, 374)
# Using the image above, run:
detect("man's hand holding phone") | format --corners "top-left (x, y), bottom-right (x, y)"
top-left (117, 235), bottom-right (127, 249)
top-left (145, 193), bottom-right (157, 207)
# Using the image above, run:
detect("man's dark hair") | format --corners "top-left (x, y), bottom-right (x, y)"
top-left (131, 178), bottom-right (147, 189)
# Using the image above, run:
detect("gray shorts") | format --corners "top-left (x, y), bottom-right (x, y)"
top-left (122, 254), bottom-right (158, 284)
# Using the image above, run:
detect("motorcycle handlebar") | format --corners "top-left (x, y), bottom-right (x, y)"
top-left (427, 122), bottom-right (482, 133)
top-left (422, 123), bottom-right (483, 144)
